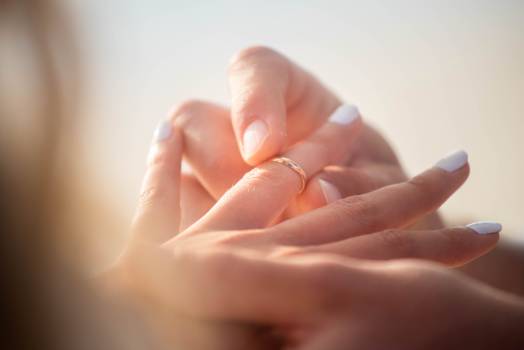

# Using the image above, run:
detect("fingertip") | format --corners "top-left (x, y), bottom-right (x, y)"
top-left (318, 179), bottom-right (342, 204)
top-left (147, 122), bottom-right (183, 168)
top-left (466, 221), bottom-right (502, 236)
top-left (431, 150), bottom-right (471, 184)
top-left (453, 226), bottom-right (500, 245)
top-left (443, 226), bottom-right (500, 264)
top-left (296, 179), bottom-right (327, 213)
top-left (412, 152), bottom-right (471, 196)
top-left (295, 176), bottom-right (343, 216)
top-left (152, 119), bottom-right (173, 143)
top-left (454, 226), bottom-right (501, 253)
top-left (228, 51), bottom-right (289, 164)
top-left (241, 119), bottom-right (287, 165)
top-left (241, 118), bottom-right (269, 161)
top-left (327, 103), bottom-right (361, 126)
top-left (434, 150), bottom-right (468, 173)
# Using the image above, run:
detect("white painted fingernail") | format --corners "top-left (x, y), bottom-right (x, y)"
top-left (466, 221), bottom-right (502, 235)
top-left (181, 160), bottom-right (193, 174)
top-left (243, 119), bottom-right (269, 160)
top-left (153, 120), bottom-right (172, 142)
top-left (328, 104), bottom-right (360, 125)
top-left (435, 150), bottom-right (468, 172)
top-left (318, 179), bottom-right (342, 204)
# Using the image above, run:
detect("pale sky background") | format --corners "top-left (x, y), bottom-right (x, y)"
top-left (65, 0), bottom-right (524, 250)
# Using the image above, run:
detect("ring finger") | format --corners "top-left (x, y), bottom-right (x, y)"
top-left (184, 104), bottom-right (363, 233)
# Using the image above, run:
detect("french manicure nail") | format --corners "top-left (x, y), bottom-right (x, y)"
top-left (328, 104), bottom-right (360, 125)
top-left (466, 221), bottom-right (502, 235)
top-left (153, 120), bottom-right (172, 142)
top-left (243, 119), bottom-right (269, 160)
top-left (435, 150), bottom-right (468, 172)
top-left (318, 179), bottom-right (342, 204)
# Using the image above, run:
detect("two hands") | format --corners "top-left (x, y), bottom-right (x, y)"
top-left (102, 47), bottom-right (523, 349)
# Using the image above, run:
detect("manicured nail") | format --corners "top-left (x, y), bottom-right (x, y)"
top-left (328, 104), bottom-right (360, 125)
top-left (243, 119), bottom-right (269, 160)
top-left (318, 179), bottom-right (342, 204)
top-left (153, 120), bottom-right (172, 142)
top-left (181, 160), bottom-right (193, 174)
top-left (435, 150), bottom-right (468, 172)
top-left (466, 221), bottom-right (502, 235)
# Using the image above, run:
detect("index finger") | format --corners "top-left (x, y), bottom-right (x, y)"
top-left (228, 46), bottom-right (341, 164)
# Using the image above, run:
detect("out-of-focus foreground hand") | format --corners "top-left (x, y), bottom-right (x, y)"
top-left (176, 46), bottom-right (442, 230)
top-left (98, 120), bottom-right (504, 349)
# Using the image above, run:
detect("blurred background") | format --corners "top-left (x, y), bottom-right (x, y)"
top-left (50, 0), bottom-right (523, 266)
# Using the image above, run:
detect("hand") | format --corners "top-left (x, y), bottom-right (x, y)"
top-left (284, 257), bottom-right (524, 350)
top-left (100, 120), bottom-right (500, 349)
top-left (175, 46), bottom-right (442, 230)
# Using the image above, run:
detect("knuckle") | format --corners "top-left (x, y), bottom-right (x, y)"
top-left (138, 185), bottom-right (167, 209)
top-left (168, 99), bottom-right (206, 122)
top-left (242, 166), bottom-right (289, 190)
top-left (378, 230), bottom-right (416, 257)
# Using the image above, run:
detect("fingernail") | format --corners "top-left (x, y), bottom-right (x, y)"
top-left (318, 179), bottom-right (342, 204)
top-left (243, 119), bottom-right (269, 160)
top-left (466, 221), bottom-right (502, 235)
top-left (181, 160), bottom-right (193, 174)
top-left (328, 104), bottom-right (360, 125)
top-left (435, 150), bottom-right (468, 172)
top-left (153, 120), bottom-right (172, 142)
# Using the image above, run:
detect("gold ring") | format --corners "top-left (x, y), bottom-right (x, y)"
top-left (270, 157), bottom-right (307, 194)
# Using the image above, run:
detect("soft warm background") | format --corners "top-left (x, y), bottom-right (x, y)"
top-left (64, 0), bottom-right (523, 264)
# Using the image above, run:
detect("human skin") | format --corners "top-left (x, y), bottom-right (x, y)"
top-left (173, 47), bottom-right (443, 230)
top-left (277, 256), bottom-right (524, 350)
top-left (175, 46), bottom-right (524, 297)
top-left (99, 120), bottom-right (511, 349)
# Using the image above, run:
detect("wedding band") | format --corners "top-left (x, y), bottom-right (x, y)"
top-left (270, 157), bottom-right (307, 194)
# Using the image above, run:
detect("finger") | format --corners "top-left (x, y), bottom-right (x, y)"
top-left (131, 121), bottom-right (183, 243)
top-left (269, 150), bottom-right (470, 245)
top-left (171, 100), bottom-right (250, 198)
top-left (299, 225), bottom-right (500, 267)
top-left (228, 46), bottom-right (341, 164)
top-left (180, 174), bottom-right (215, 231)
top-left (186, 104), bottom-right (363, 233)
top-left (127, 244), bottom-right (353, 324)
top-left (296, 163), bottom-right (405, 214)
